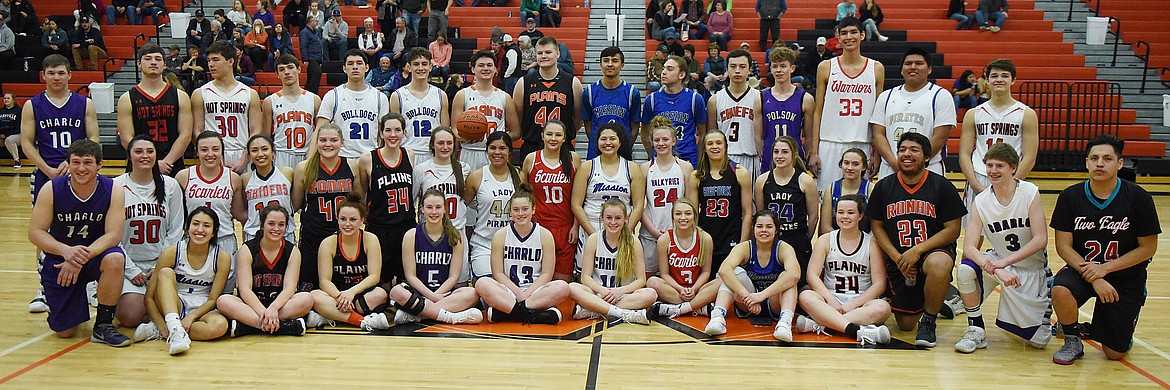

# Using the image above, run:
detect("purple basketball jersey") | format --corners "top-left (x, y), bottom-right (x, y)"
top-left (49, 175), bottom-right (113, 248)
top-left (761, 87), bottom-right (805, 172)
top-left (31, 92), bottom-right (88, 167)
top-left (413, 223), bottom-right (453, 291)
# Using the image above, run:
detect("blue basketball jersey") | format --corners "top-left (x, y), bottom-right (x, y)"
top-left (413, 223), bottom-right (453, 291)
top-left (642, 88), bottom-right (707, 166)
top-left (49, 175), bottom-right (113, 248)
top-left (31, 92), bottom-right (88, 167)
top-left (582, 81), bottom-right (641, 159)
top-left (761, 87), bottom-right (805, 172)
top-left (745, 239), bottom-right (785, 292)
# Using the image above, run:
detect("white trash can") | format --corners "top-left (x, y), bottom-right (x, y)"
top-left (89, 82), bottom-right (115, 114)
top-left (1163, 94), bottom-right (1170, 127)
top-left (1086, 16), bottom-right (1109, 45)
top-left (605, 14), bottom-right (626, 43)
top-left (169, 12), bottom-right (191, 39)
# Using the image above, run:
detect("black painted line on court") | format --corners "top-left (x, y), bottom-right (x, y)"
top-left (584, 321), bottom-right (604, 390)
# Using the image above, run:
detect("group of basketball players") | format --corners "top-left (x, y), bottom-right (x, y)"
top-left (21, 16), bottom-right (1159, 366)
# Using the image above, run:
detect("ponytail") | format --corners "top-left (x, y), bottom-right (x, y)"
top-left (421, 189), bottom-right (463, 248)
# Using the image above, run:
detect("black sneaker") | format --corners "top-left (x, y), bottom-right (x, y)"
top-left (229, 320), bottom-right (262, 338)
top-left (915, 317), bottom-right (937, 348)
top-left (487, 307), bottom-right (514, 323)
top-left (275, 318), bottom-right (307, 336)
top-left (91, 323), bottom-right (131, 347)
top-left (1079, 322), bottom-right (1093, 340)
top-left (526, 308), bottom-right (562, 325)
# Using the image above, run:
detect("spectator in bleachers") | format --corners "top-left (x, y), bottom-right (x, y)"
top-left (763, 38), bottom-right (782, 66)
top-left (283, 0), bottom-right (309, 33)
top-left (948, 0), bottom-right (972, 30)
top-left (0, 0), bottom-right (10, 22)
top-left (786, 42), bottom-right (804, 84)
top-left (802, 36), bottom-right (832, 84)
top-left (652, 1), bottom-right (684, 41)
top-left (377, 0), bottom-right (398, 35)
top-left (268, 23), bottom-right (292, 68)
top-left (8, 0), bottom-right (34, 35)
top-left (645, 0), bottom-right (666, 36)
top-left (229, 0), bottom-right (251, 32)
top-left (201, 20), bottom-right (229, 51)
top-left (137, 0), bottom-right (164, 26)
top-left (254, 1), bottom-right (276, 29)
top-left (556, 40), bottom-right (573, 75)
top-left (307, 1), bottom-right (325, 31)
top-left (400, 0), bottom-right (423, 35)
top-left (358, 18), bottom-right (383, 58)
top-left (706, 0), bottom-right (730, 50)
top-left (952, 69), bottom-right (980, 108)
top-left (646, 44), bottom-right (666, 92)
top-left (70, 16), bottom-right (106, 70)
top-left (235, 44), bottom-right (257, 85)
top-left (244, 20), bottom-right (269, 71)
top-left (835, 0), bottom-right (855, 21)
top-left (0, 93), bottom-right (19, 168)
top-left (519, 18), bottom-right (543, 41)
top-left (500, 33), bottom-right (522, 91)
top-left (389, 63), bottom-right (410, 90)
top-left (518, 35), bottom-right (536, 73)
top-left (165, 44), bottom-right (183, 73)
top-left (976, 0), bottom-right (1006, 32)
top-left (737, 41), bottom-right (760, 80)
top-left (825, 27), bottom-right (841, 55)
top-left (105, 0), bottom-right (139, 25)
top-left (215, 10), bottom-right (237, 37)
top-left (0, 16), bottom-right (12, 69)
top-left (187, 10), bottom-right (211, 48)
top-left (300, 16), bottom-right (325, 93)
top-left (323, 9), bottom-right (348, 60)
top-left (42, 19), bottom-right (69, 59)
top-left (75, 0), bottom-right (102, 29)
top-left (520, 0), bottom-right (538, 27)
top-left (682, 43), bottom-right (702, 91)
top-left (704, 43), bottom-right (726, 83)
top-left (662, 30), bottom-right (683, 56)
top-left (858, 0), bottom-right (888, 41)
top-left (427, 0), bottom-right (450, 41)
top-left (679, 0), bottom-right (706, 41)
top-left (230, 26), bottom-right (246, 47)
top-left (756, 0), bottom-right (782, 51)
top-left (180, 44), bottom-right (207, 91)
top-left (368, 54), bottom-right (395, 97)
top-left (429, 33), bottom-right (451, 77)
top-left (320, 0), bottom-right (341, 17)
top-left (539, 0), bottom-right (560, 27)
top-left (386, 17), bottom-right (415, 68)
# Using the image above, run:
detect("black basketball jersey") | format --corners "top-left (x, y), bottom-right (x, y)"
top-left (331, 232), bottom-right (370, 290)
top-left (367, 148), bottom-right (414, 228)
top-left (866, 171), bottom-right (966, 254)
top-left (520, 70), bottom-right (577, 155)
top-left (302, 158), bottom-right (355, 241)
top-left (698, 166), bottom-right (743, 261)
top-left (130, 85), bottom-right (182, 157)
top-left (245, 237), bottom-right (294, 306)
top-left (1050, 179), bottom-right (1160, 279)
top-left (762, 171), bottom-right (809, 236)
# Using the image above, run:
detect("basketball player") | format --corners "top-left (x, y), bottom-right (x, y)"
top-left (191, 41), bottom-right (263, 173)
top-left (317, 49), bottom-right (390, 159)
top-left (753, 136), bottom-right (819, 281)
top-left (569, 199), bottom-right (656, 324)
top-left (871, 47), bottom-right (955, 179)
top-left (308, 193), bottom-right (392, 331)
top-left (451, 49), bottom-right (521, 171)
top-left (239, 135), bottom-right (297, 242)
top-left (686, 129), bottom-right (752, 272)
top-left (647, 198), bottom-right (719, 318)
top-left (582, 46), bottom-right (641, 160)
top-left (522, 121), bottom-right (581, 281)
top-left (29, 140), bottom-right (131, 346)
top-left (390, 47), bottom-right (450, 165)
top-left (292, 124), bottom-right (360, 293)
top-left (959, 58), bottom-right (1039, 209)
top-left (707, 49), bottom-right (763, 178)
top-left (464, 132), bottom-right (522, 279)
top-left (817, 148), bottom-right (872, 236)
top-left (514, 37), bottom-right (582, 164)
top-left (23, 54), bottom-right (101, 313)
top-left (954, 143), bottom-right (1051, 353)
top-left (572, 123), bottom-right (646, 271)
top-left (762, 47), bottom-right (813, 173)
top-left (1051, 135), bottom-right (1160, 364)
top-left (357, 113), bottom-right (414, 287)
top-left (175, 131), bottom-right (245, 293)
top-left (117, 43), bottom-right (193, 176)
top-left (643, 56), bottom-right (707, 166)
top-left (640, 118), bottom-right (693, 276)
top-left (263, 54), bottom-right (321, 169)
top-left (413, 128), bottom-right (472, 280)
top-left (810, 17), bottom-right (884, 191)
top-left (866, 132), bottom-right (966, 347)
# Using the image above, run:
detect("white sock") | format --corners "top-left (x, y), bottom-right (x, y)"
top-left (679, 302), bottom-right (693, 314)
top-left (164, 313), bottom-right (182, 332)
top-left (436, 309), bottom-right (454, 323)
top-left (778, 310), bottom-right (794, 328)
top-left (711, 306), bottom-right (727, 319)
top-left (607, 306), bottom-right (626, 317)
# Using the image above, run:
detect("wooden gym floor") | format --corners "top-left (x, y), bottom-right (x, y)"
top-left (0, 170), bottom-right (1169, 389)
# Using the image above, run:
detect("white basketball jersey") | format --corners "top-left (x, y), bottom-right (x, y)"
top-left (116, 174), bottom-right (184, 269)
top-left (174, 239), bottom-right (220, 297)
top-left (397, 85), bottom-right (444, 157)
top-left (592, 233), bottom-right (629, 288)
top-left (268, 89), bottom-right (318, 157)
top-left (641, 159), bottom-right (685, 240)
top-left (414, 159), bottom-right (471, 229)
top-left (184, 166), bottom-right (235, 238)
top-left (971, 100), bottom-right (1028, 175)
top-left (873, 83), bottom-right (954, 174)
top-left (460, 85), bottom-right (508, 152)
top-left (242, 168), bottom-right (297, 239)
top-left (503, 223), bottom-right (544, 289)
top-left (715, 88), bottom-right (761, 156)
top-left (470, 169), bottom-right (515, 254)
top-left (823, 230), bottom-right (874, 303)
top-left (975, 180), bottom-right (1046, 269)
top-left (320, 84), bottom-right (390, 159)
top-left (199, 81), bottom-right (253, 152)
top-left (583, 159), bottom-right (632, 227)
top-left (819, 57), bottom-right (877, 143)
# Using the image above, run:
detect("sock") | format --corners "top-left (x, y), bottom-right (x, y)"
top-left (607, 306), bottom-right (625, 317)
top-left (845, 323), bottom-right (861, 339)
top-left (436, 308), bottom-right (454, 323)
top-left (966, 305), bottom-right (984, 328)
top-left (921, 312), bottom-right (938, 324)
top-left (346, 311), bottom-right (364, 327)
top-left (679, 302), bottom-right (693, 314)
top-left (778, 309), bottom-right (794, 328)
top-left (711, 306), bottom-right (726, 319)
top-left (96, 304), bottom-right (116, 325)
top-left (164, 313), bottom-right (182, 332)
top-left (1061, 323), bottom-right (1081, 338)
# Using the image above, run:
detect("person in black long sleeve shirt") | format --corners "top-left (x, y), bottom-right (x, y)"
top-left (187, 10), bottom-right (212, 48)
top-left (0, 93), bottom-right (21, 168)
top-left (300, 17), bottom-right (325, 94)
top-left (70, 17), bottom-right (106, 70)
top-left (976, 0), bottom-right (1007, 31)
top-left (283, 0), bottom-right (309, 33)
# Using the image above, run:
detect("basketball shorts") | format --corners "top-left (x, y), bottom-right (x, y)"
top-left (729, 154), bottom-right (760, 180)
top-left (469, 244), bottom-right (494, 279)
top-left (298, 232), bottom-right (329, 292)
top-left (885, 244), bottom-right (956, 315)
top-left (958, 253), bottom-right (1053, 347)
top-left (778, 232), bottom-right (813, 286)
top-left (31, 169), bottom-right (52, 203)
top-left (178, 292), bottom-right (210, 319)
top-left (410, 147), bottom-right (433, 167)
top-left (216, 234), bottom-right (239, 294)
top-left (369, 225), bottom-right (411, 286)
top-left (461, 148), bottom-right (489, 173)
top-left (546, 224), bottom-right (576, 276)
top-left (720, 266), bottom-right (781, 320)
top-left (223, 149), bottom-right (247, 171)
top-left (1054, 266), bottom-right (1146, 353)
top-left (639, 234), bottom-right (660, 275)
top-left (122, 256), bottom-right (159, 295)
top-left (878, 159), bottom-right (945, 181)
top-left (274, 151), bottom-right (307, 170)
top-left (816, 140), bottom-right (870, 193)
top-left (41, 246), bottom-right (126, 332)
top-left (963, 172), bottom-right (990, 226)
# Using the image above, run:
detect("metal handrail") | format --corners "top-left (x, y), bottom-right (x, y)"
top-left (133, 33), bottom-right (148, 83)
top-left (1107, 17), bottom-right (1120, 66)
top-left (1159, 67), bottom-right (1170, 91)
top-left (155, 23), bottom-right (168, 45)
top-left (1135, 40), bottom-right (1151, 93)
top-left (1068, 0), bottom-right (1100, 21)
top-left (101, 58), bottom-right (119, 81)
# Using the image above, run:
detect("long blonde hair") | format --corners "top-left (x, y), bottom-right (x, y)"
top-left (600, 198), bottom-right (637, 284)
top-left (303, 123), bottom-right (344, 189)
top-left (420, 189), bottom-right (462, 248)
top-left (671, 198), bottom-right (709, 265)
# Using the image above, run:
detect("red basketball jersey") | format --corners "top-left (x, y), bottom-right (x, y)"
top-left (667, 229), bottom-right (703, 288)
top-left (529, 151), bottom-right (574, 226)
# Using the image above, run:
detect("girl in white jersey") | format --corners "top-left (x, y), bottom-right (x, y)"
top-left (134, 207), bottom-right (232, 355)
top-left (569, 198), bottom-right (657, 324)
top-left (176, 131), bottom-right (244, 292)
top-left (639, 119), bottom-right (693, 276)
top-left (391, 48), bottom-right (450, 165)
top-left (115, 136), bottom-right (185, 328)
top-left (240, 134), bottom-right (297, 242)
top-left (413, 127), bottom-right (472, 279)
top-left (647, 199), bottom-right (720, 318)
top-left (958, 59), bottom-right (1039, 214)
top-left (263, 67), bottom-right (321, 169)
top-left (473, 190), bottom-right (569, 324)
top-left (464, 132), bottom-right (522, 279)
top-left (818, 148), bottom-right (874, 236)
top-left (571, 124), bottom-right (646, 270)
top-left (954, 143), bottom-right (1052, 353)
top-left (798, 194), bottom-right (892, 345)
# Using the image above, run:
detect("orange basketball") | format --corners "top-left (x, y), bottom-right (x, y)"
top-left (456, 110), bottom-right (490, 142)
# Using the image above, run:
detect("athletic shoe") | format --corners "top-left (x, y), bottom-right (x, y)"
top-left (86, 281), bottom-right (98, 308)
top-left (773, 323), bottom-right (794, 342)
top-left (572, 304), bottom-right (601, 320)
top-left (955, 326), bottom-right (988, 353)
top-left (979, 25), bottom-right (991, 31)
top-left (450, 308), bottom-right (484, 324)
top-left (915, 318), bottom-right (938, 347)
top-left (942, 294), bottom-right (963, 319)
top-left (1053, 336), bottom-right (1084, 365)
top-left (166, 328), bottom-right (191, 355)
top-left (305, 310), bottom-right (331, 328)
top-left (133, 322), bottom-right (162, 342)
top-left (487, 307), bottom-right (510, 323)
top-left (13, 162), bottom-right (20, 169)
top-left (618, 309), bottom-right (650, 325)
top-left (229, 320), bottom-right (261, 337)
top-left (651, 302), bottom-right (682, 318)
top-left (704, 316), bottom-right (727, 336)
top-left (275, 318), bottom-right (307, 336)
top-left (91, 323), bottom-right (131, 347)
top-left (360, 313), bottom-right (390, 331)
top-left (989, 26), bottom-right (1001, 32)
top-left (28, 290), bottom-right (49, 313)
top-left (393, 309), bottom-right (421, 325)
top-left (527, 308), bottom-right (562, 325)
top-left (693, 303), bottom-right (710, 316)
top-left (878, 35), bottom-right (889, 41)
top-left (857, 325), bottom-right (891, 346)
top-left (794, 315), bottom-right (827, 335)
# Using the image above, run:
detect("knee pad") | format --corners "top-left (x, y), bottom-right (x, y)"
top-left (955, 261), bottom-right (980, 294)
top-left (353, 292), bottom-right (390, 315)
top-left (393, 286), bottom-right (426, 316)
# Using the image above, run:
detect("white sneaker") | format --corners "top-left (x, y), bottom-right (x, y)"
top-left (704, 316), bottom-right (727, 336)
top-left (857, 325), bottom-right (892, 346)
top-left (652, 302), bottom-right (683, 318)
top-left (955, 326), bottom-right (988, 353)
top-left (773, 323), bottom-right (794, 342)
top-left (28, 290), bottom-right (49, 313)
top-left (360, 312), bottom-right (390, 331)
top-left (166, 328), bottom-right (191, 355)
top-left (989, 26), bottom-right (1001, 32)
top-left (878, 35), bottom-right (889, 41)
top-left (450, 308), bottom-right (484, 324)
top-left (393, 309), bottom-right (421, 325)
top-left (86, 281), bottom-right (98, 307)
top-left (305, 310), bottom-right (331, 328)
top-left (795, 315), bottom-right (827, 335)
top-left (133, 322), bottom-right (162, 342)
top-left (572, 305), bottom-right (601, 320)
top-left (618, 309), bottom-right (650, 325)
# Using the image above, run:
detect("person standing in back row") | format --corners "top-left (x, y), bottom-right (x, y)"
top-left (755, 0), bottom-right (784, 52)
top-left (870, 47), bottom-right (954, 180)
top-left (118, 43), bottom-right (194, 176)
top-left (514, 37), bottom-right (582, 165)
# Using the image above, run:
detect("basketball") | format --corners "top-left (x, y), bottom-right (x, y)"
top-left (456, 110), bottom-right (490, 142)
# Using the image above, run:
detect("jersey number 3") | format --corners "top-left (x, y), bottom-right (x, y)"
top-left (838, 99), bottom-right (863, 117)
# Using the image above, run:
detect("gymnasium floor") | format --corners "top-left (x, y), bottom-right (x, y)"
top-left (1, 172), bottom-right (1169, 389)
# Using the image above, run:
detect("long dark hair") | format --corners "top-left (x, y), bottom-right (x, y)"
top-left (126, 135), bottom-right (168, 205)
top-left (485, 131), bottom-right (522, 192)
top-left (956, 69), bottom-right (975, 90)
top-left (253, 204), bottom-right (290, 268)
top-left (186, 206), bottom-right (222, 249)
top-left (543, 120), bottom-right (574, 180)
top-left (429, 126), bottom-right (465, 197)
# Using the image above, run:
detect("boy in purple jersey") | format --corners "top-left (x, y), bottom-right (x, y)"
top-left (29, 140), bottom-right (132, 347)
top-left (762, 48), bottom-right (814, 172)
top-left (582, 46), bottom-right (641, 160)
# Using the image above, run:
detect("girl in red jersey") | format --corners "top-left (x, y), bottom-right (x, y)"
top-left (522, 120), bottom-right (581, 281)
top-left (569, 199), bottom-right (658, 324)
top-left (647, 198), bottom-right (719, 318)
